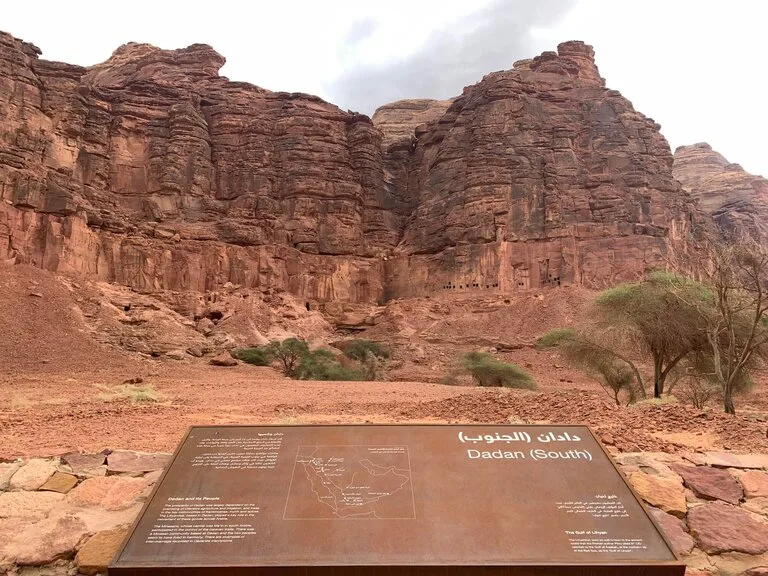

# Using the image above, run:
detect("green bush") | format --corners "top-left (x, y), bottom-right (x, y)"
top-left (460, 352), bottom-right (536, 389)
top-left (232, 347), bottom-right (274, 366)
top-left (296, 349), bottom-right (364, 381)
top-left (343, 340), bottom-right (391, 361)
top-left (535, 328), bottom-right (576, 349)
top-left (267, 338), bottom-right (310, 377)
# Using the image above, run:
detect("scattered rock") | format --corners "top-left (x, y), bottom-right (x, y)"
top-left (165, 349), bottom-right (186, 360)
top-left (742, 471), bottom-right (768, 498)
top-left (75, 527), bottom-right (129, 575)
top-left (0, 491), bottom-right (65, 520)
top-left (29, 292), bottom-right (43, 298)
top-left (39, 471), bottom-right (78, 494)
top-left (745, 568), bottom-right (768, 575)
top-left (647, 507), bottom-right (695, 555)
top-left (68, 476), bottom-right (149, 511)
top-left (196, 318), bottom-right (215, 335)
top-left (107, 451), bottom-right (169, 475)
top-left (121, 378), bottom-right (143, 385)
top-left (9, 458), bottom-right (58, 491)
top-left (704, 452), bottom-right (768, 469)
top-left (599, 433), bottom-right (615, 446)
top-left (210, 351), bottom-right (237, 367)
top-left (186, 346), bottom-right (203, 357)
top-left (688, 501), bottom-right (768, 554)
top-left (629, 472), bottom-right (686, 517)
top-left (670, 463), bottom-right (744, 504)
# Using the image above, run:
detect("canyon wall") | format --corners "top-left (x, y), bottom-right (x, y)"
top-left (0, 31), bottom-right (698, 303)
top-left (382, 42), bottom-right (697, 297)
top-left (673, 143), bottom-right (768, 245)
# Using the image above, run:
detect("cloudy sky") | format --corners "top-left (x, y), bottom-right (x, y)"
top-left (3, 0), bottom-right (766, 175)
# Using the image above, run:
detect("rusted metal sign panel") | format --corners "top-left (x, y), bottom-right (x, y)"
top-left (110, 425), bottom-right (684, 575)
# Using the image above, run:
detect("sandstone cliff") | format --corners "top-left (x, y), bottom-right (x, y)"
top-left (383, 42), bottom-right (697, 297)
top-left (673, 143), bottom-right (768, 243)
top-left (0, 32), bottom-right (388, 303)
top-left (1, 32), bottom-right (697, 304)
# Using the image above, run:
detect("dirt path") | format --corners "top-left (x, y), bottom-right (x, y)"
top-left (2, 361), bottom-right (767, 458)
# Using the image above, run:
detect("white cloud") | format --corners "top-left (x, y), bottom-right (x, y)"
top-left (2, 0), bottom-right (766, 175)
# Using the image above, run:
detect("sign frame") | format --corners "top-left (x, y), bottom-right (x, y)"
top-left (109, 424), bottom-right (686, 576)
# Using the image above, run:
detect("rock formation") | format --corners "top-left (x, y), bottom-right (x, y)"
top-left (382, 42), bottom-right (697, 298)
top-left (0, 32), bottom-right (387, 303)
top-left (673, 143), bottom-right (768, 244)
top-left (0, 31), bottom-right (698, 304)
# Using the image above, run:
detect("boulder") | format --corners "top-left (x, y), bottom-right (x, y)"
top-left (75, 527), bottom-right (129, 575)
top-left (688, 502), bottom-right (768, 554)
top-left (9, 458), bottom-right (58, 491)
top-left (210, 351), bottom-right (237, 367)
top-left (670, 463), bottom-right (744, 504)
top-left (165, 349), bottom-right (186, 360)
top-left (629, 472), bottom-right (687, 517)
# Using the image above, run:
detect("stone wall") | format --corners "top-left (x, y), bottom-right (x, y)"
top-left (3, 450), bottom-right (768, 574)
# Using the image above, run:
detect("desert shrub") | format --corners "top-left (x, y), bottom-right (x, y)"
top-left (675, 375), bottom-right (721, 409)
top-left (460, 352), bottom-right (536, 390)
top-left (231, 347), bottom-right (274, 366)
top-left (535, 328), bottom-right (576, 349)
top-left (99, 384), bottom-right (163, 403)
top-left (360, 351), bottom-right (388, 381)
top-left (267, 338), bottom-right (310, 377)
top-left (296, 349), bottom-right (364, 381)
top-left (343, 339), bottom-right (391, 361)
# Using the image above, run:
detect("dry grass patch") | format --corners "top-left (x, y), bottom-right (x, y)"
top-left (97, 383), bottom-right (165, 403)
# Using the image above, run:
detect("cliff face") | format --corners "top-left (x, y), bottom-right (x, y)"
top-left (0, 32), bottom-right (697, 303)
top-left (0, 32), bottom-right (389, 303)
top-left (673, 143), bottom-right (768, 243)
top-left (383, 42), bottom-right (696, 297)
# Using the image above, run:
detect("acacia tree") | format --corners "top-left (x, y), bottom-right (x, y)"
top-left (537, 327), bottom-right (643, 403)
top-left (594, 272), bottom-right (709, 398)
top-left (267, 338), bottom-right (309, 377)
top-left (668, 240), bottom-right (768, 414)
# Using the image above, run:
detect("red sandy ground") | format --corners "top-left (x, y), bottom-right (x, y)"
top-left (1, 265), bottom-right (767, 459)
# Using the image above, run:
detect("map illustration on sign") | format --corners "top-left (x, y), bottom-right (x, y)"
top-left (283, 445), bottom-right (415, 519)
